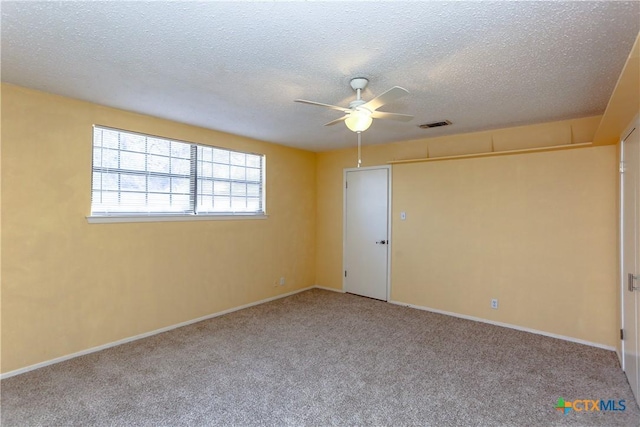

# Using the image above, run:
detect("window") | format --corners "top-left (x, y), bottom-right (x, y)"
top-left (91, 126), bottom-right (265, 219)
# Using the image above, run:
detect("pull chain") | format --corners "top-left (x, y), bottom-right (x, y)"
top-left (357, 131), bottom-right (362, 168)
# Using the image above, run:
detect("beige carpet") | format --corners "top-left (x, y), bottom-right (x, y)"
top-left (1, 289), bottom-right (638, 426)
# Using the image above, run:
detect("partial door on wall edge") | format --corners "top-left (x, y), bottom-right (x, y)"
top-left (621, 114), bottom-right (640, 407)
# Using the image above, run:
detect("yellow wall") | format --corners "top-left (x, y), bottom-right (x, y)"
top-left (594, 32), bottom-right (640, 146)
top-left (0, 81), bottom-right (624, 374)
top-left (317, 116), bottom-right (601, 288)
top-left (1, 84), bottom-right (317, 373)
top-left (317, 117), bottom-right (618, 347)
top-left (392, 147), bottom-right (617, 346)
top-left (592, 31), bottom-right (640, 356)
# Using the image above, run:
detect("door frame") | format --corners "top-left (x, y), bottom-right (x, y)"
top-left (620, 113), bottom-right (639, 371)
top-left (342, 165), bottom-right (393, 301)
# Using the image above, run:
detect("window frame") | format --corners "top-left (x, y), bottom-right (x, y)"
top-left (87, 125), bottom-right (267, 223)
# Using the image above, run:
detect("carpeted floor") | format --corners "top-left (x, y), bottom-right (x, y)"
top-left (1, 289), bottom-right (639, 426)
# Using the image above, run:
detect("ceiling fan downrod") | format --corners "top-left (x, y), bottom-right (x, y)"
top-left (350, 77), bottom-right (368, 102)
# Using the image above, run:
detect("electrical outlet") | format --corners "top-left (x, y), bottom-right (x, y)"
top-left (491, 299), bottom-right (498, 309)
top-left (279, 277), bottom-right (285, 286)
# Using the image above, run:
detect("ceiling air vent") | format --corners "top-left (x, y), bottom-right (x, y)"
top-left (419, 120), bottom-right (451, 129)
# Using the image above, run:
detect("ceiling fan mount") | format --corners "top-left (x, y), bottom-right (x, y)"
top-left (294, 77), bottom-right (413, 133)
top-left (349, 77), bottom-right (369, 91)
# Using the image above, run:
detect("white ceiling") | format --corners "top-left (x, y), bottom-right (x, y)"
top-left (2, 2), bottom-right (639, 152)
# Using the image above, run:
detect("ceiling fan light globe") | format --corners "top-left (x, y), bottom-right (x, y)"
top-left (345, 110), bottom-right (373, 132)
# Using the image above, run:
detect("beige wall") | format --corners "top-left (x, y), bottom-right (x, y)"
top-left (392, 146), bottom-right (617, 346)
top-left (0, 82), bottom-right (623, 374)
top-left (594, 31), bottom-right (640, 356)
top-left (316, 116), bottom-right (602, 288)
top-left (317, 117), bottom-right (618, 347)
top-left (1, 84), bottom-right (317, 373)
top-left (594, 32), bottom-right (639, 146)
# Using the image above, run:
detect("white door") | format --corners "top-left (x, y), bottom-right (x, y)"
top-left (344, 166), bottom-right (390, 301)
top-left (622, 117), bottom-right (640, 406)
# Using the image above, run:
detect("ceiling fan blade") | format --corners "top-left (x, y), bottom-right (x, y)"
top-left (324, 115), bottom-right (348, 126)
top-left (370, 111), bottom-right (414, 122)
top-left (295, 99), bottom-right (350, 113)
top-left (361, 86), bottom-right (409, 112)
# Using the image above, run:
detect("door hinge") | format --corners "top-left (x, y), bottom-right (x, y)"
top-left (620, 161), bottom-right (625, 173)
top-left (344, 270), bottom-right (347, 277)
top-left (621, 329), bottom-right (624, 340)
top-left (345, 181), bottom-right (348, 189)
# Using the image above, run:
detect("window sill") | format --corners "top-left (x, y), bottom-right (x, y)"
top-left (86, 214), bottom-right (268, 224)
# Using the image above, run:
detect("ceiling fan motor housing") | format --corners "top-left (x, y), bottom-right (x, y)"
top-left (349, 99), bottom-right (367, 110)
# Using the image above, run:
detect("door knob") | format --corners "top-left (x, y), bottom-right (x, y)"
top-left (375, 240), bottom-right (387, 245)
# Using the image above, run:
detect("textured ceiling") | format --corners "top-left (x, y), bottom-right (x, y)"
top-left (2, 1), bottom-right (639, 151)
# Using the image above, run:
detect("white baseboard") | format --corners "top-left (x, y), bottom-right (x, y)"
top-left (314, 285), bottom-right (345, 293)
top-left (1, 286), bottom-right (314, 380)
top-left (388, 300), bottom-right (616, 352)
top-left (3, 288), bottom-right (615, 380)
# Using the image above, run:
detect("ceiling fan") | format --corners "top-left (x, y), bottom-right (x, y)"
top-left (294, 77), bottom-right (413, 133)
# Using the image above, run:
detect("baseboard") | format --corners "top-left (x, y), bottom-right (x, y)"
top-left (5, 288), bottom-right (614, 380)
top-left (313, 285), bottom-right (345, 293)
top-left (1, 286), bottom-right (314, 380)
top-left (388, 300), bottom-right (616, 352)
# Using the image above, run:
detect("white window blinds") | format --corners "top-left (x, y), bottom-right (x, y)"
top-left (196, 146), bottom-right (264, 214)
top-left (91, 126), bottom-right (265, 216)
